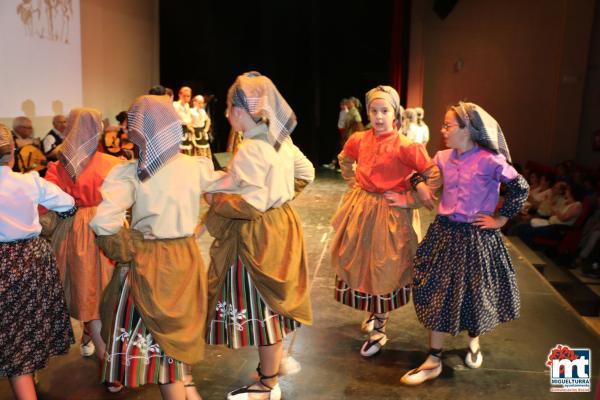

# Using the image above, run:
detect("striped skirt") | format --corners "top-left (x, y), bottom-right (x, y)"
top-left (207, 258), bottom-right (300, 349)
top-left (334, 275), bottom-right (411, 313)
top-left (103, 275), bottom-right (185, 388)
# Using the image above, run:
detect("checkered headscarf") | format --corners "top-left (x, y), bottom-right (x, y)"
top-left (59, 108), bottom-right (102, 180)
top-left (227, 71), bottom-right (297, 149)
top-left (0, 124), bottom-right (14, 165)
top-left (127, 95), bottom-right (182, 181)
top-left (452, 101), bottom-right (512, 163)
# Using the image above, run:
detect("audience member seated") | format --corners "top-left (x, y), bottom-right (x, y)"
top-left (11, 116), bottom-right (45, 174)
top-left (42, 114), bottom-right (67, 161)
top-left (516, 183), bottom-right (585, 248)
top-left (570, 189), bottom-right (599, 276)
top-left (11, 116), bottom-right (37, 149)
top-left (554, 161), bottom-right (571, 184)
top-left (504, 178), bottom-right (563, 235)
top-left (524, 173), bottom-right (553, 215)
top-left (536, 181), bottom-right (567, 218)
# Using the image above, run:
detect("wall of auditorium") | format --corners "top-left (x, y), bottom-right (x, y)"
top-left (577, 2), bottom-right (600, 168)
top-left (408, 0), bottom-right (596, 168)
top-left (81, 0), bottom-right (159, 128)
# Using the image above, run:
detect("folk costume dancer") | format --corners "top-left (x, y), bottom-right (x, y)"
top-left (331, 85), bottom-right (441, 358)
top-left (399, 102), bottom-right (529, 385)
top-left (44, 109), bottom-right (122, 383)
top-left (204, 72), bottom-right (314, 400)
top-left (0, 124), bottom-right (75, 400)
top-left (90, 95), bottom-right (224, 400)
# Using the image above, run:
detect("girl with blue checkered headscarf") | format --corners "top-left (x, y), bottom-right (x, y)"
top-left (89, 95), bottom-right (226, 397)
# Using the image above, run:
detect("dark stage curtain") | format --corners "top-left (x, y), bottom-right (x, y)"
top-left (389, 0), bottom-right (411, 105)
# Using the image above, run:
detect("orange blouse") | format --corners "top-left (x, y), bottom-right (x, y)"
top-left (45, 152), bottom-right (122, 207)
top-left (342, 129), bottom-right (434, 193)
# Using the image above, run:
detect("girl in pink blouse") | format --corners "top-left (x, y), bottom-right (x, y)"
top-left (400, 102), bottom-right (529, 385)
top-left (331, 85), bottom-right (440, 358)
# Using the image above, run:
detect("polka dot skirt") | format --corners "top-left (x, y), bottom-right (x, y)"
top-left (412, 215), bottom-right (520, 336)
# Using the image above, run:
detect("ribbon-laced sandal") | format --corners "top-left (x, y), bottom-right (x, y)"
top-left (227, 365), bottom-right (282, 400)
top-left (361, 313), bottom-right (376, 333)
top-left (80, 327), bottom-right (95, 357)
top-left (464, 346), bottom-right (483, 369)
top-left (400, 349), bottom-right (443, 386)
top-left (359, 314), bottom-right (388, 357)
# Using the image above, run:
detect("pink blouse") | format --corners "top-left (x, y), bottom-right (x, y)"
top-left (435, 146), bottom-right (518, 223)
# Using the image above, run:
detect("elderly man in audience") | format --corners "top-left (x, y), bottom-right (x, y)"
top-left (12, 116), bottom-right (38, 149)
top-left (42, 114), bottom-right (67, 161)
top-left (11, 116), bottom-right (44, 173)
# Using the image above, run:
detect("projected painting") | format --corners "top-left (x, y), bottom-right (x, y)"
top-left (16, 0), bottom-right (73, 43)
top-left (0, 0), bottom-right (81, 127)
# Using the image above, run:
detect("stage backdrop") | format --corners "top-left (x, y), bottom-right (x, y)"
top-left (0, 0), bottom-right (159, 138)
top-left (0, 0), bottom-right (82, 134)
top-left (158, 0), bottom-right (404, 164)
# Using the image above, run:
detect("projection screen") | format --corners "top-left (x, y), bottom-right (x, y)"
top-left (0, 0), bottom-right (81, 135)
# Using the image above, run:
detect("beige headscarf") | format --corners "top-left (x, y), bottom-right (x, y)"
top-left (0, 124), bottom-right (14, 165)
top-left (59, 108), bottom-right (103, 180)
top-left (227, 71), bottom-right (297, 149)
top-left (365, 85), bottom-right (404, 123)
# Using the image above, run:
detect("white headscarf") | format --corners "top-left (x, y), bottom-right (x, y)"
top-left (227, 71), bottom-right (297, 150)
top-left (59, 108), bottom-right (102, 180)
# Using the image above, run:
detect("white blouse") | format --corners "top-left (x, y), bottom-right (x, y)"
top-left (191, 107), bottom-right (208, 128)
top-left (207, 124), bottom-right (315, 212)
top-left (90, 154), bottom-right (225, 239)
top-left (173, 101), bottom-right (192, 125)
top-left (0, 166), bottom-right (74, 242)
top-left (406, 123), bottom-right (429, 145)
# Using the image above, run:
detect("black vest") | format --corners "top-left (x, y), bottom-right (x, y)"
top-left (43, 129), bottom-right (64, 155)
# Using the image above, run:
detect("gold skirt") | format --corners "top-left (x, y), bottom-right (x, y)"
top-left (331, 187), bottom-right (418, 295)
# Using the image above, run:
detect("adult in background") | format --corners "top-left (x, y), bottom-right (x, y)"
top-left (42, 114), bottom-right (67, 161)
top-left (12, 116), bottom-right (45, 174)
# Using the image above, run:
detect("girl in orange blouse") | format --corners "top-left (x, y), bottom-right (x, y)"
top-left (331, 86), bottom-right (440, 357)
top-left (44, 108), bottom-right (122, 391)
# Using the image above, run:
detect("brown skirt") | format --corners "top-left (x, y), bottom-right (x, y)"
top-left (331, 187), bottom-right (418, 295)
top-left (115, 235), bottom-right (208, 365)
top-left (52, 206), bottom-right (115, 321)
